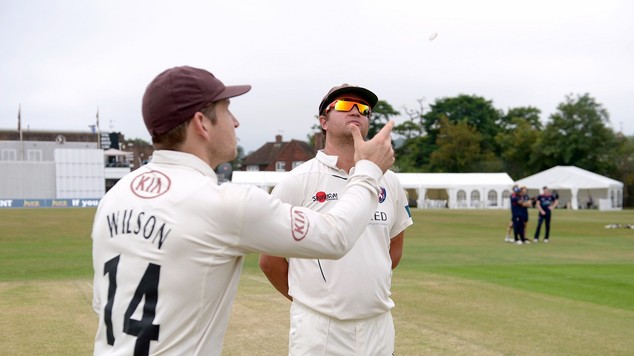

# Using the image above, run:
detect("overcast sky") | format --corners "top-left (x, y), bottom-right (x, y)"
top-left (1, 0), bottom-right (632, 153)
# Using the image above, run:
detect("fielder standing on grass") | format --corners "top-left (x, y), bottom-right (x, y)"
top-left (259, 84), bottom-right (413, 355)
top-left (510, 185), bottom-right (532, 244)
top-left (91, 66), bottom-right (396, 355)
top-left (534, 186), bottom-right (558, 243)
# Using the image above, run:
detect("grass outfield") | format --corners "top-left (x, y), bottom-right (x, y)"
top-left (1, 208), bottom-right (633, 355)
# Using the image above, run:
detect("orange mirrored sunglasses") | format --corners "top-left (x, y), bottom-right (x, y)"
top-left (325, 100), bottom-right (371, 117)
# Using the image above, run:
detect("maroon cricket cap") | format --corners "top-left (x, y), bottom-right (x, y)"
top-left (142, 66), bottom-right (251, 137)
top-left (318, 84), bottom-right (378, 116)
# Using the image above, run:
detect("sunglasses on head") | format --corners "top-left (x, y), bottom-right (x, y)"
top-left (325, 99), bottom-right (371, 117)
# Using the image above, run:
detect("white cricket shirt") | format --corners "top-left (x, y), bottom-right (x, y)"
top-left (272, 151), bottom-right (413, 320)
top-left (92, 150), bottom-right (383, 355)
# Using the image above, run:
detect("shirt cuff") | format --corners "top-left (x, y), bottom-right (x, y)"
top-left (351, 160), bottom-right (383, 181)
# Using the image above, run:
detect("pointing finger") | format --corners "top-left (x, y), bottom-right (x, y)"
top-left (349, 124), bottom-right (363, 146)
top-left (375, 120), bottom-right (395, 139)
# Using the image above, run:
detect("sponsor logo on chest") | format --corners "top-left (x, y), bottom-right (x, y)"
top-left (312, 191), bottom-right (339, 203)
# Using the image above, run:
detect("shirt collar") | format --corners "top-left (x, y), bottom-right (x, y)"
top-left (149, 150), bottom-right (218, 183)
top-left (316, 150), bottom-right (355, 175)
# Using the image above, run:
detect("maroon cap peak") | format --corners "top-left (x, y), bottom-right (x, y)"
top-left (142, 66), bottom-right (251, 138)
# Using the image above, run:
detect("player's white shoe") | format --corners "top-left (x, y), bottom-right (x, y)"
top-left (515, 240), bottom-right (522, 245)
top-left (505, 236), bottom-right (511, 243)
top-left (534, 238), bottom-right (538, 243)
top-left (544, 239), bottom-right (549, 243)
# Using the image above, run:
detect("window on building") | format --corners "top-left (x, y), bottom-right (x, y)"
top-left (27, 149), bottom-right (42, 162)
top-left (292, 161), bottom-right (303, 169)
top-left (275, 161), bottom-right (286, 171)
top-left (1, 149), bottom-right (17, 161)
top-left (246, 165), bottom-right (259, 171)
top-left (487, 190), bottom-right (498, 206)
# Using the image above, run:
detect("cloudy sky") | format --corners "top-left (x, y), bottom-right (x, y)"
top-left (1, 0), bottom-right (632, 153)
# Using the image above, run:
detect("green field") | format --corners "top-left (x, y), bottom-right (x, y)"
top-left (1, 208), bottom-right (633, 355)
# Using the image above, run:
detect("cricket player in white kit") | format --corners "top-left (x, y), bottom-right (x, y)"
top-left (91, 66), bottom-right (397, 355)
top-left (260, 84), bottom-right (413, 355)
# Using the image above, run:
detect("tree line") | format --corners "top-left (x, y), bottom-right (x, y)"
top-left (368, 93), bottom-right (634, 207)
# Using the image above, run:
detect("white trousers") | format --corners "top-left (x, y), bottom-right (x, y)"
top-left (288, 301), bottom-right (395, 356)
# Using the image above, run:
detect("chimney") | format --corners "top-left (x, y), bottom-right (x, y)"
top-left (275, 134), bottom-right (283, 143)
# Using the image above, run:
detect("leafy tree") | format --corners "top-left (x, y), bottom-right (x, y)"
top-left (394, 135), bottom-right (429, 172)
top-left (368, 100), bottom-right (401, 139)
top-left (394, 96), bottom-right (505, 172)
top-left (533, 93), bottom-right (617, 174)
top-left (393, 120), bottom-right (423, 140)
top-left (495, 107), bottom-right (543, 179)
top-left (428, 117), bottom-right (484, 172)
top-left (423, 95), bottom-right (503, 155)
top-left (501, 107), bottom-right (542, 131)
top-left (393, 98), bottom-right (426, 139)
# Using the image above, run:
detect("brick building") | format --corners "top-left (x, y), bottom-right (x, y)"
top-left (242, 134), bottom-right (322, 172)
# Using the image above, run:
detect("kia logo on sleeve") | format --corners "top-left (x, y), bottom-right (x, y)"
top-left (291, 207), bottom-right (309, 241)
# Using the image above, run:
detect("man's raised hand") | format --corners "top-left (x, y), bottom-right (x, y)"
top-left (350, 120), bottom-right (395, 173)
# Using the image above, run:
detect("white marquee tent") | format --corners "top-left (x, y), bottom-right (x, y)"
top-left (232, 171), bottom-right (515, 209)
top-left (397, 173), bottom-right (514, 209)
top-left (515, 166), bottom-right (623, 210)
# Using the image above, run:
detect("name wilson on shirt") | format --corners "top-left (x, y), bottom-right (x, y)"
top-left (105, 209), bottom-right (172, 249)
